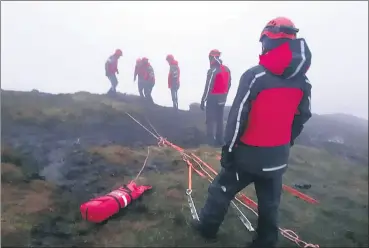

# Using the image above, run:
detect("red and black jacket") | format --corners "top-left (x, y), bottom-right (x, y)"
top-left (136, 62), bottom-right (155, 84)
top-left (105, 54), bottom-right (119, 75)
top-left (201, 59), bottom-right (231, 104)
top-left (225, 38), bottom-right (312, 176)
top-left (168, 60), bottom-right (180, 89)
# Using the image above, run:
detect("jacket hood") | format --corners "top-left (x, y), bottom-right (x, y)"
top-left (259, 38), bottom-right (311, 79)
top-left (170, 60), bottom-right (178, 66)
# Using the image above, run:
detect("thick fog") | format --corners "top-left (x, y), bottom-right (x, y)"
top-left (1, 1), bottom-right (368, 119)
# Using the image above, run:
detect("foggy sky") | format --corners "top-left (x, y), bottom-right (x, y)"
top-left (1, 1), bottom-right (368, 119)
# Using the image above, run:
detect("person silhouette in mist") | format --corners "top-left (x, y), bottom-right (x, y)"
top-left (200, 49), bottom-right (231, 147)
top-left (166, 54), bottom-right (180, 110)
top-left (105, 49), bottom-right (123, 95)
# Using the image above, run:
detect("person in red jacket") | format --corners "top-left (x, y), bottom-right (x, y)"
top-left (166, 54), bottom-right (180, 110)
top-left (200, 49), bottom-right (231, 146)
top-left (192, 17), bottom-right (312, 248)
top-left (133, 58), bottom-right (145, 98)
top-left (137, 57), bottom-right (155, 104)
top-left (105, 49), bottom-right (123, 95)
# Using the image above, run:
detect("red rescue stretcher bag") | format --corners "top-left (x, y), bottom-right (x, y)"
top-left (80, 181), bottom-right (152, 223)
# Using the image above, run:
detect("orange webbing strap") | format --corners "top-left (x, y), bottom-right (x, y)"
top-left (188, 157), bottom-right (192, 191)
top-left (124, 113), bottom-right (319, 248)
top-left (188, 153), bottom-right (319, 247)
top-left (186, 153), bottom-right (255, 232)
top-left (215, 154), bottom-right (319, 205)
top-left (191, 153), bottom-right (259, 209)
top-left (191, 153), bottom-right (218, 175)
top-left (184, 155), bottom-right (199, 221)
top-left (282, 185), bottom-right (319, 204)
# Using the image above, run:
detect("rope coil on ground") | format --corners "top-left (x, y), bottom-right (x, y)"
top-left (124, 112), bottom-right (320, 248)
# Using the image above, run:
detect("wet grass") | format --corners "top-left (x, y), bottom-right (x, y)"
top-left (2, 144), bottom-right (367, 247)
top-left (1, 90), bottom-right (367, 247)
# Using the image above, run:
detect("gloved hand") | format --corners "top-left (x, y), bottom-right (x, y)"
top-left (200, 101), bottom-right (205, 111)
top-left (220, 145), bottom-right (234, 169)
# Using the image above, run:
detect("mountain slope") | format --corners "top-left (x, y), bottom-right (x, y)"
top-left (1, 90), bottom-right (368, 247)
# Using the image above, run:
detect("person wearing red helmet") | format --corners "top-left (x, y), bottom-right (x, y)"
top-left (133, 58), bottom-right (145, 98)
top-left (105, 49), bottom-right (123, 95)
top-left (166, 54), bottom-right (180, 110)
top-left (192, 17), bottom-right (312, 248)
top-left (137, 57), bottom-right (155, 104)
top-left (200, 49), bottom-right (231, 146)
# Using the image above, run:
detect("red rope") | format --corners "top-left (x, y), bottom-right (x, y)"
top-left (215, 155), bottom-right (319, 205)
top-left (126, 113), bottom-right (320, 248)
top-left (160, 138), bottom-right (319, 248)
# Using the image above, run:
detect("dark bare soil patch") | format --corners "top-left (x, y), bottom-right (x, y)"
top-left (1, 90), bottom-right (368, 247)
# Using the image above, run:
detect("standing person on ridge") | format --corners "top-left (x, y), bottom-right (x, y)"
top-left (200, 49), bottom-right (231, 147)
top-left (105, 49), bottom-right (123, 95)
top-left (134, 58), bottom-right (145, 98)
top-left (139, 57), bottom-right (155, 104)
top-left (166, 54), bottom-right (180, 110)
top-left (191, 17), bottom-right (312, 248)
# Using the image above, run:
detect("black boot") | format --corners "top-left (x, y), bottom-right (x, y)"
top-left (173, 101), bottom-right (179, 110)
top-left (190, 219), bottom-right (217, 241)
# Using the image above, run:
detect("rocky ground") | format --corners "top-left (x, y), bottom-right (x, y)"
top-left (1, 90), bottom-right (368, 247)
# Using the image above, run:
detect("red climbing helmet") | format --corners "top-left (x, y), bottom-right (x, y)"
top-left (166, 54), bottom-right (174, 62)
top-left (209, 49), bottom-right (221, 65)
top-left (259, 17), bottom-right (299, 41)
top-left (115, 49), bottom-right (123, 56)
top-left (141, 57), bottom-right (149, 63)
top-left (136, 58), bottom-right (141, 63)
top-left (209, 49), bottom-right (221, 57)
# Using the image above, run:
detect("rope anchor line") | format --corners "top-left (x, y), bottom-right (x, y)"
top-left (230, 201), bottom-right (255, 232)
top-left (124, 111), bottom-right (320, 248)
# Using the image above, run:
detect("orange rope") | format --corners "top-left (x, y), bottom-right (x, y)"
top-left (215, 155), bottom-right (319, 205)
top-left (159, 138), bottom-right (319, 247)
top-left (126, 113), bottom-right (320, 248)
top-left (187, 157), bottom-right (192, 191)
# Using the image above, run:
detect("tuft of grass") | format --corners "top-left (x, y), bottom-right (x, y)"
top-left (1, 176), bottom-right (55, 246)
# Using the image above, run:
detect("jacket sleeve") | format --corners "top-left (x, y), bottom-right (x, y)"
top-left (148, 65), bottom-right (155, 83)
top-left (290, 78), bottom-right (312, 146)
top-left (134, 65), bottom-right (138, 81)
top-left (105, 58), bottom-right (109, 73)
top-left (201, 68), bottom-right (217, 102)
top-left (224, 69), bottom-right (255, 152)
top-left (226, 66), bottom-right (232, 91)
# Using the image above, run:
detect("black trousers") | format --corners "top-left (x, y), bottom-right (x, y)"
top-left (138, 80), bottom-right (144, 98)
top-left (107, 74), bottom-right (118, 94)
top-left (205, 99), bottom-right (224, 146)
top-left (199, 168), bottom-right (283, 247)
top-left (143, 83), bottom-right (154, 104)
top-left (170, 87), bottom-right (179, 109)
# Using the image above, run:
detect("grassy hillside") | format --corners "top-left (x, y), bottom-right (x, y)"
top-left (1, 90), bottom-right (368, 247)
